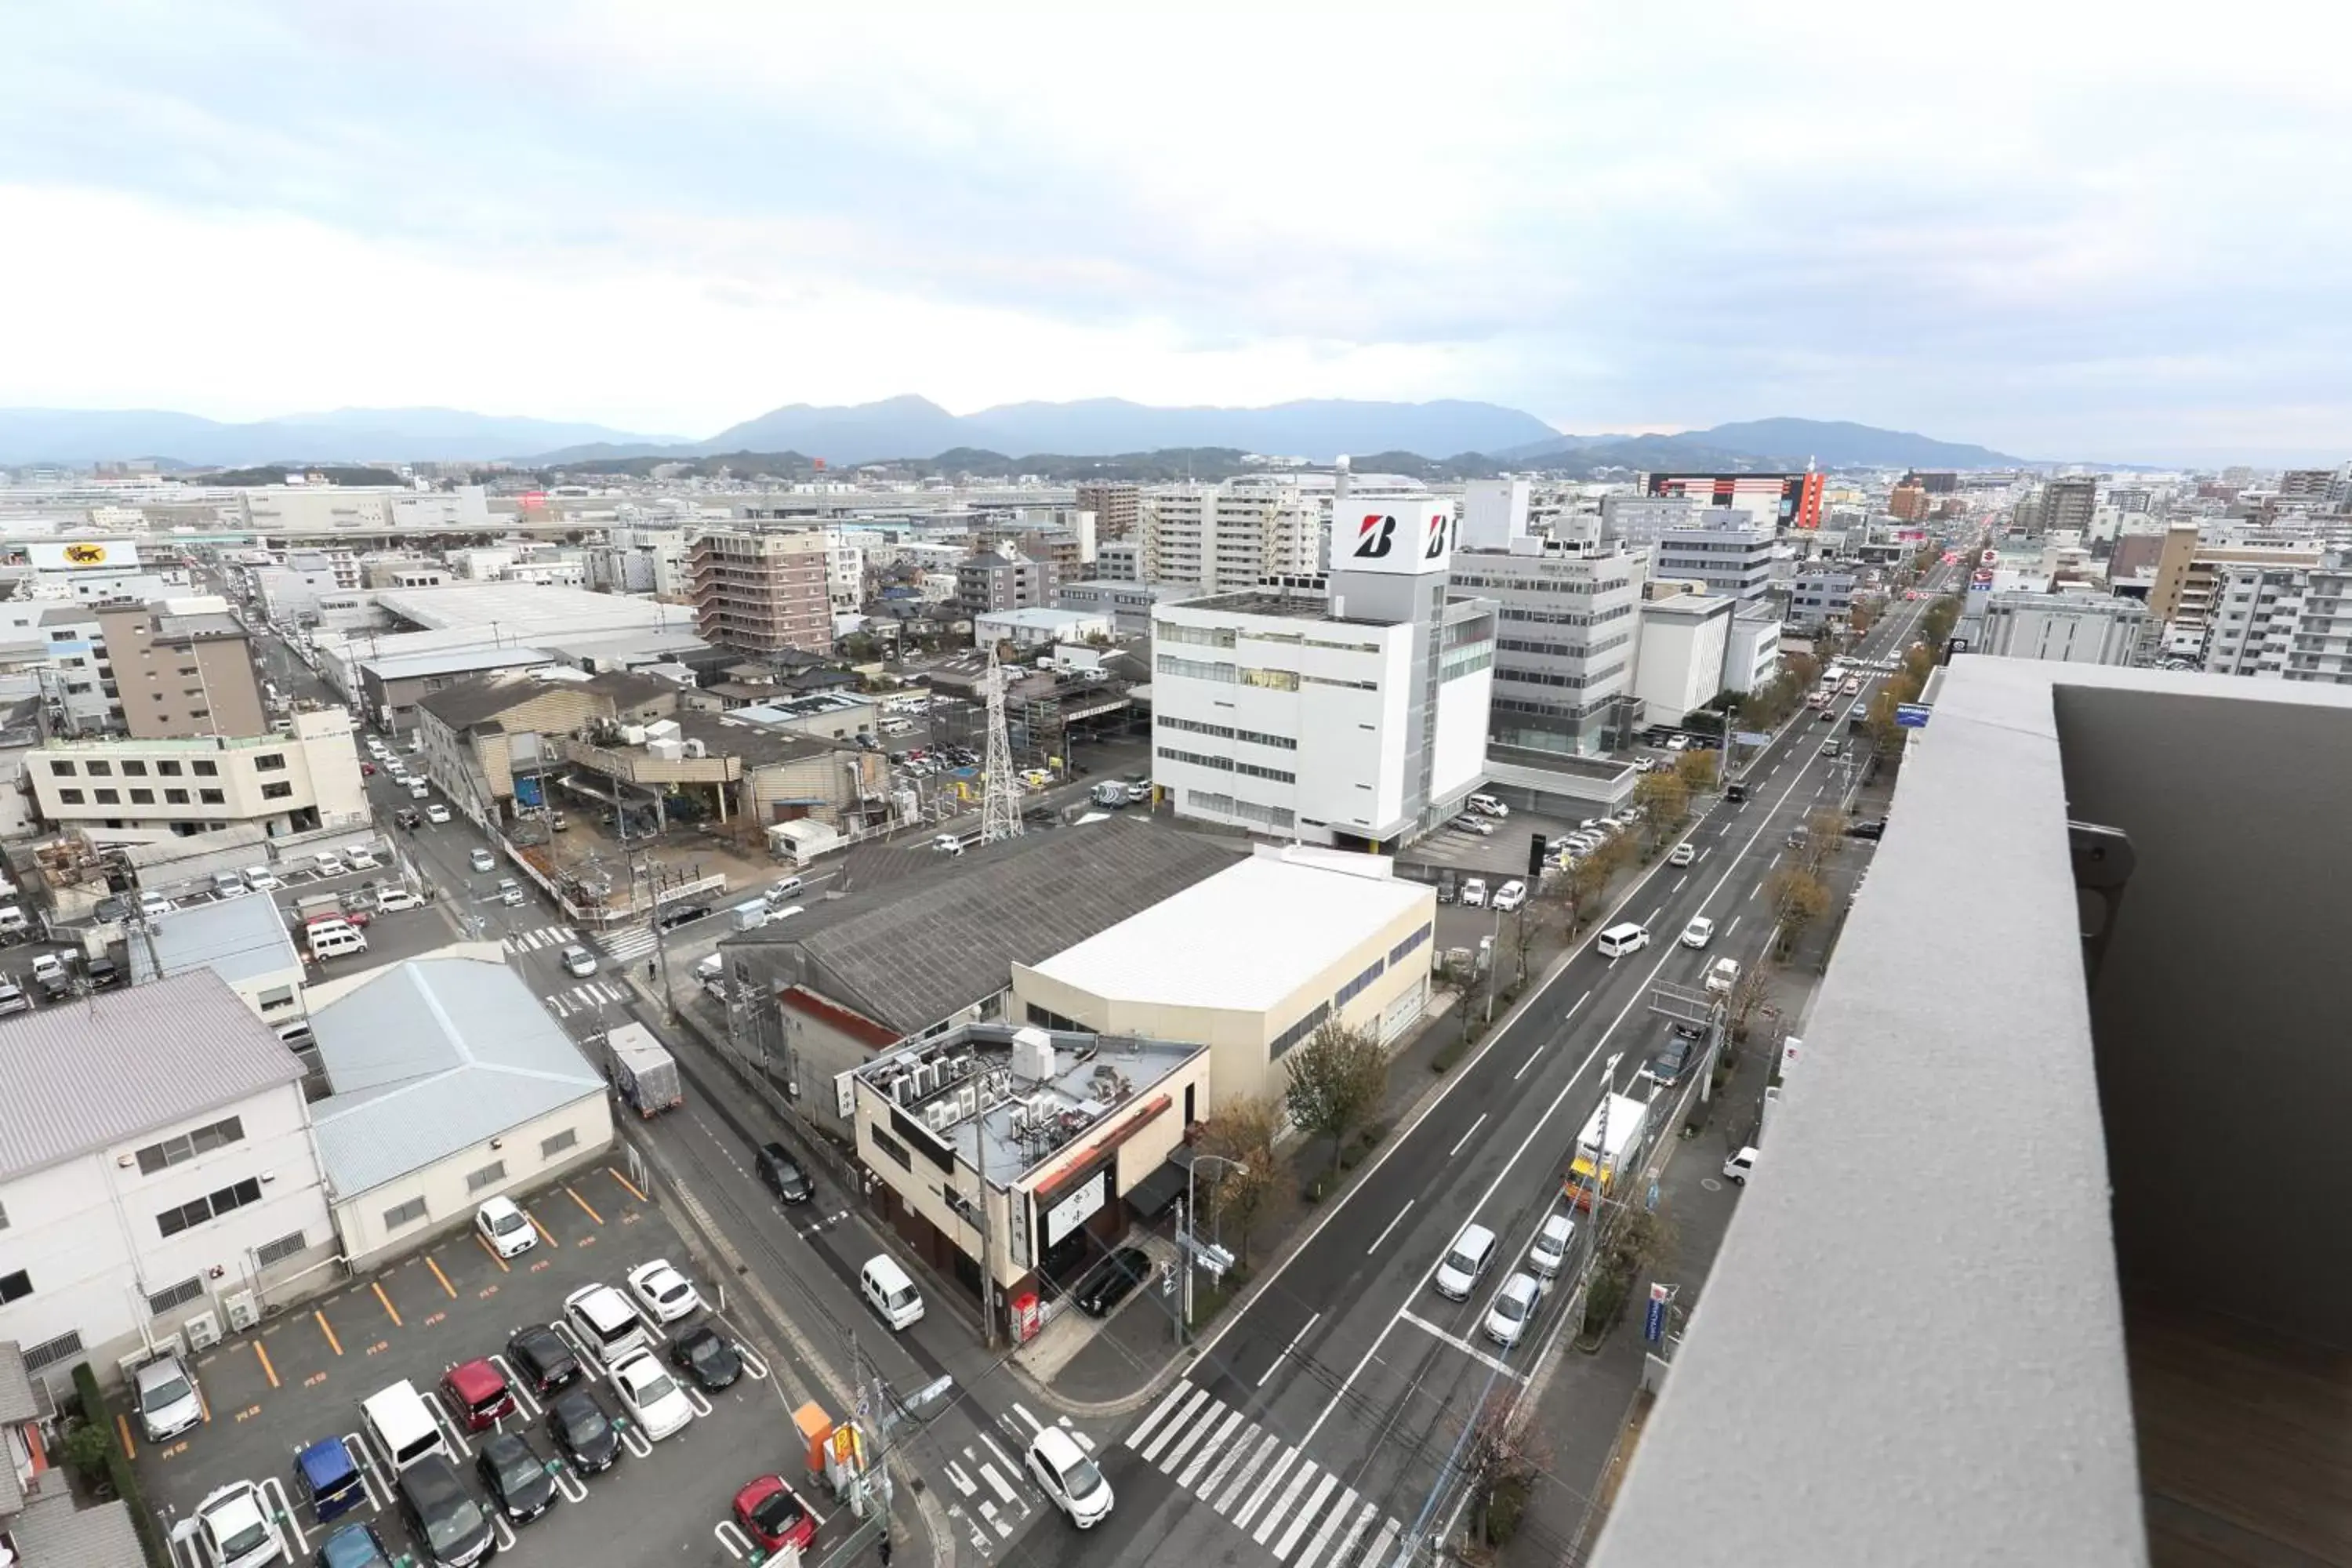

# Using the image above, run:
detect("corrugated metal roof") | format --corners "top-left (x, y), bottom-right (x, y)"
top-left (0, 1340), bottom-right (37, 1424)
top-left (1031, 848), bottom-right (1434, 1012)
top-left (0, 972), bottom-right (303, 1183)
top-left (130, 892), bottom-right (301, 988)
top-left (9, 1492), bottom-right (149, 1566)
top-left (309, 958), bottom-right (604, 1197)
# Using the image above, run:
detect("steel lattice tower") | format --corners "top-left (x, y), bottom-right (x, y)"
top-left (980, 642), bottom-right (1023, 844)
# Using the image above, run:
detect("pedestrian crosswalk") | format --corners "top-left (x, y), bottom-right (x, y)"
top-left (543, 980), bottom-right (634, 1020)
top-left (1124, 1380), bottom-right (1401, 1568)
top-left (502, 924), bottom-right (576, 956)
top-left (597, 924), bottom-right (656, 963)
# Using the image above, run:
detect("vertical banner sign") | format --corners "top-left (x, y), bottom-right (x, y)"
top-left (1644, 1282), bottom-right (1670, 1344)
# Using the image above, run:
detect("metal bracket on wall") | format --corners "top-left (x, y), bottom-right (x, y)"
top-left (2067, 819), bottom-right (2135, 987)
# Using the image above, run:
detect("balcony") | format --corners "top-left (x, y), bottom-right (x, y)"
top-left (1595, 659), bottom-right (2352, 1568)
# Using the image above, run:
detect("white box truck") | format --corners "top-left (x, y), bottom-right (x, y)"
top-left (1563, 1091), bottom-right (1650, 1211)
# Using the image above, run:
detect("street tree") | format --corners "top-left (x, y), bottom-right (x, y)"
top-left (1461, 1390), bottom-right (1551, 1549)
top-left (1783, 651), bottom-right (1821, 693)
top-left (1553, 851), bottom-right (1611, 940)
top-left (1849, 601), bottom-right (1878, 635)
top-left (1632, 770), bottom-right (1690, 836)
top-left (1284, 1019), bottom-right (1389, 1178)
top-left (1675, 747), bottom-right (1719, 794)
top-left (1195, 1094), bottom-right (1287, 1266)
top-left (1582, 1203), bottom-right (1680, 1338)
top-left (1724, 960), bottom-right (1775, 1042)
top-left (1768, 866), bottom-right (1833, 954)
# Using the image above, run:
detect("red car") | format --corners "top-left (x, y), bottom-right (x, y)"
top-left (441, 1358), bottom-right (514, 1432)
top-left (361, 762), bottom-right (376, 775)
top-left (733, 1475), bottom-right (817, 1553)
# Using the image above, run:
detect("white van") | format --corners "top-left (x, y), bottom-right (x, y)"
top-left (310, 924), bottom-right (368, 961)
top-left (1432, 1222), bottom-right (1498, 1301)
top-left (313, 852), bottom-right (346, 878)
top-left (1467, 793), bottom-right (1510, 818)
top-left (361, 1380), bottom-right (452, 1474)
top-left (727, 899), bottom-right (769, 932)
top-left (562, 1283), bottom-right (652, 1368)
top-left (861, 1254), bottom-right (924, 1330)
top-left (764, 877), bottom-right (804, 908)
top-left (1595, 922), bottom-right (1650, 959)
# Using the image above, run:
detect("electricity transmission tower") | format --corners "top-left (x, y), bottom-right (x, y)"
top-left (979, 643), bottom-right (1023, 844)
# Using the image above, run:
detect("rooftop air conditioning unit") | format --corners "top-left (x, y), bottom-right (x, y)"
top-left (957, 1084), bottom-right (978, 1119)
top-left (1010, 1029), bottom-right (1055, 1083)
top-left (926, 1101), bottom-right (954, 1132)
top-left (223, 1290), bottom-right (260, 1333)
top-left (183, 1312), bottom-right (223, 1352)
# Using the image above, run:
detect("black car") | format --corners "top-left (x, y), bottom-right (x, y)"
top-left (394, 1454), bottom-right (495, 1567)
top-left (85, 956), bottom-right (122, 990)
top-left (755, 1142), bottom-right (811, 1203)
top-left (1073, 1247), bottom-right (1154, 1318)
top-left (546, 1388), bottom-right (621, 1475)
top-left (394, 806), bottom-right (420, 830)
top-left (1646, 1025), bottom-right (1702, 1087)
top-left (505, 1325), bottom-right (580, 1396)
top-left (315, 1520), bottom-right (394, 1568)
top-left (1846, 818), bottom-right (1887, 840)
top-left (475, 1432), bottom-right (557, 1525)
top-left (668, 1323), bottom-right (743, 1392)
top-left (654, 903), bottom-right (710, 933)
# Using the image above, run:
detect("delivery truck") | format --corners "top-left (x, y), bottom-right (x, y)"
top-left (606, 1022), bottom-right (683, 1118)
top-left (1563, 1091), bottom-right (1650, 1210)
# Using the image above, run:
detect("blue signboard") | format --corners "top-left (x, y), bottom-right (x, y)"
top-left (1644, 1296), bottom-right (1666, 1344)
top-left (1895, 703), bottom-right (1931, 729)
top-left (1733, 731), bottom-right (1774, 747)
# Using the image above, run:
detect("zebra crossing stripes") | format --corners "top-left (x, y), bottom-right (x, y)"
top-left (501, 924), bottom-right (575, 955)
top-left (541, 982), bottom-right (633, 1019)
top-left (1123, 1379), bottom-right (1405, 1568)
top-left (597, 924), bottom-right (656, 962)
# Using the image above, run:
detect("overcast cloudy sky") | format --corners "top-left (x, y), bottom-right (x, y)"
top-left (2, 1), bottom-right (2343, 463)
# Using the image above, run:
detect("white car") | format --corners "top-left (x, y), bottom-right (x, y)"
top-left (1527, 1213), bottom-right (1577, 1279)
top-left (425, 804), bottom-right (451, 824)
top-left (1483, 1271), bottom-right (1541, 1349)
top-left (1458, 877), bottom-right (1487, 908)
top-left (1452, 815), bottom-right (1494, 837)
top-left (1705, 956), bottom-right (1740, 995)
top-left (243, 867), bottom-right (282, 892)
top-left (562, 945), bottom-right (599, 978)
top-left (608, 1350), bottom-right (695, 1441)
top-left (496, 878), bottom-right (527, 907)
top-left (627, 1258), bottom-right (702, 1323)
top-left (1026, 1425), bottom-right (1113, 1527)
top-left (138, 895), bottom-right (177, 920)
top-left (373, 888), bottom-right (423, 913)
top-left (1723, 1145), bottom-right (1758, 1185)
top-left (1491, 880), bottom-right (1526, 913)
top-left (29, 953), bottom-right (67, 987)
top-left (407, 782), bottom-right (430, 800)
top-left (1680, 916), bottom-right (1715, 949)
top-left (469, 848), bottom-right (495, 873)
top-left (134, 1350), bottom-right (205, 1441)
top-left (195, 1479), bottom-right (281, 1567)
top-left (344, 848), bottom-right (378, 870)
top-left (475, 1195), bottom-right (536, 1259)
top-left (1668, 841), bottom-right (1696, 867)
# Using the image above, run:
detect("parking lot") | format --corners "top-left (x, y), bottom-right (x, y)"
top-left (127, 1166), bottom-right (846, 1566)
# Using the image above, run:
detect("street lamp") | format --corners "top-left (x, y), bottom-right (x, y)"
top-left (1181, 1154), bottom-right (1247, 1341)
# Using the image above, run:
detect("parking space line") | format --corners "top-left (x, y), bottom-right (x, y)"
top-left (529, 1214), bottom-right (560, 1248)
top-left (567, 1186), bottom-right (604, 1224)
top-left (371, 1280), bottom-right (404, 1327)
top-left (115, 1414), bottom-right (136, 1458)
top-left (253, 1340), bottom-right (280, 1389)
top-left (608, 1166), bottom-right (648, 1204)
top-left (426, 1257), bottom-right (458, 1298)
top-left (316, 1309), bottom-right (344, 1356)
top-left (477, 1233), bottom-right (510, 1272)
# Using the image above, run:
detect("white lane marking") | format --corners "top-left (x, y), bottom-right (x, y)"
top-left (1751, 877), bottom-right (1766, 902)
top-left (1512, 1046), bottom-right (1541, 1083)
top-left (1254, 1461), bottom-right (1322, 1546)
top-left (1302, 1501), bottom-right (1379, 1568)
top-left (1446, 1114), bottom-right (1488, 1160)
top-left (1398, 1308), bottom-right (1530, 1381)
top-left (1126, 1380), bottom-right (1193, 1451)
top-left (1366, 1202), bottom-right (1414, 1256)
top-left (1671, 873), bottom-right (1687, 893)
top-left (1275, 1475), bottom-right (1341, 1560)
top-left (942, 1461), bottom-right (976, 1497)
top-left (1258, 1312), bottom-right (1321, 1389)
top-left (1009, 1403), bottom-right (1043, 1435)
top-left (1212, 1430), bottom-right (1284, 1512)
top-left (1232, 1447), bottom-right (1301, 1531)
top-left (1725, 914), bottom-right (1742, 938)
top-left (1139, 1387), bottom-right (1211, 1464)
top-left (1158, 1395), bottom-right (1228, 1475)
top-left (978, 1462), bottom-right (1018, 1505)
top-left (1176, 1409), bottom-right (1245, 1488)
top-left (977, 1431), bottom-right (1020, 1483)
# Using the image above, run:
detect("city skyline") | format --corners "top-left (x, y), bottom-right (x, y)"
top-left (2, 1), bottom-right (2344, 465)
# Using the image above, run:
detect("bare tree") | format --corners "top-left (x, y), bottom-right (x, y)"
top-left (1461, 1391), bottom-right (1552, 1549)
top-left (1724, 960), bottom-right (1774, 1042)
top-left (1768, 866), bottom-right (1832, 955)
top-left (1632, 771), bottom-right (1690, 838)
top-left (1196, 1094), bottom-right (1288, 1266)
top-left (1284, 1019), bottom-right (1389, 1178)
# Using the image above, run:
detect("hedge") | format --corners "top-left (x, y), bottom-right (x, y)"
top-left (72, 1361), bottom-right (169, 1568)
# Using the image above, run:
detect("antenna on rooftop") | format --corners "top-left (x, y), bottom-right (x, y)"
top-left (979, 642), bottom-right (1022, 845)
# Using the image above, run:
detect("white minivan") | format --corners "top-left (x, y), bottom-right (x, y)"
top-left (309, 924), bottom-right (368, 961)
top-left (361, 1379), bottom-right (452, 1474)
top-left (1595, 922), bottom-right (1650, 959)
top-left (1432, 1222), bottom-right (1498, 1301)
top-left (563, 1283), bottom-right (652, 1369)
top-left (861, 1254), bottom-right (925, 1330)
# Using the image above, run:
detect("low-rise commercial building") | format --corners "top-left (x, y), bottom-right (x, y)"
top-left (129, 891), bottom-right (307, 1030)
top-left (975, 606), bottom-right (1112, 649)
top-left (1053, 578), bottom-right (1178, 637)
top-left (415, 668), bottom-right (678, 826)
top-left (26, 708), bottom-right (368, 847)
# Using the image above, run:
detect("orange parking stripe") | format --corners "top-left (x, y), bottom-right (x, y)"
top-left (426, 1257), bottom-right (457, 1298)
top-left (608, 1166), bottom-right (648, 1204)
top-left (476, 1232), bottom-right (511, 1272)
top-left (116, 1414), bottom-right (136, 1458)
top-left (253, 1341), bottom-right (280, 1389)
top-left (315, 1309), bottom-right (344, 1356)
top-left (371, 1280), bottom-right (403, 1327)
top-left (529, 1215), bottom-right (559, 1249)
top-left (565, 1186), bottom-right (604, 1225)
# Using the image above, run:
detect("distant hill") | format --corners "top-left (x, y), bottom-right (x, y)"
top-left (0, 406), bottom-right (676, 466)
top-left (1682, 418), bottom-right (2024, 470)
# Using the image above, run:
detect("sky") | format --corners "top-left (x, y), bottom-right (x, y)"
top-left (2, 1), bottom-right (2346, 463)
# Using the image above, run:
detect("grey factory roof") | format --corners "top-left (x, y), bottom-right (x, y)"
top-left (0, 971), bottom-right (303, 1182)
top-left (310, 956), bottom-right (605, 1197)
top-left (727, 816), bottom-right (1245, 1035)
top-left (129, 891), bottom-right (301, 988)
top-left (7, 1492), bottom-right (149, 1566)
top-left (364, 646), bottom-right (551, 683)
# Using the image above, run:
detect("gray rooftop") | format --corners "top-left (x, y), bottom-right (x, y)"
top-left (129, 892), bottom-right (301, 988)
top-left (0, 1339), bottom-right (37, 1422)
top-left (0, 971), bottom-right (302, 1182)
top-left (725, 816), bottom-right (1245, 1035)
top-left (310, 956), bottom-right (606, 1196)
top-left (7, 1492), bottom-right (149, 1566)
top-left (365, 646), bottom-right (550, 682)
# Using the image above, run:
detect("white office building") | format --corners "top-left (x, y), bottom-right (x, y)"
top-left (1451, 539), bottom-right (1649, 755)
top-left (1632, 592), bottom-right (1737, 725)
top-left (26, 708), bottom-right (369, 846)
top-left (0, 972), bottom-right (336, 1382)
top-left (1973, 592), bottom-right (2150, 666)
top-left (1152, 495), bottom-right (1494, 849)
top-left (1141, 470), bottom-right (1434, 594)
top-left (1724, 606), bottom-right (1784, 693)
top-left (1604, 498), bottom-right (1779, 603)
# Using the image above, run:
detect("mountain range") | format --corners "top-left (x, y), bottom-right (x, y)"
top-left (0, 396), bottom-right (2030, 471)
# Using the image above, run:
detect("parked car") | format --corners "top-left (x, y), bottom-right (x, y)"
top-left (474, 1195), bottom-right (536, 1260)
top-left (475, 1432), bottom-right (556, 1525)
top-left (31, 953), bottom-right (71, 1002)
top-left (394, 1454), bottom-right (495, 1567)
top-left (1459, 877), bottom-right (1488, 908)
top-left (668, 1323), bottom-right (743, 1392)
top-left (314, 1521), bottom-right (394, 1568)
top-left (1723, 1145), bottom-right (1758, 1185)
top-left (194, 1480), bottom-right (278, 1568)
top-left (134, 1350), bottom-right (205, 1441)
top-left (440, 1358), bottom-right (515, 1432)
top-left (373, 887), bottom-right (423, 913)
top-left (545, 1388), bottom-right (622, 1475)
top-left (85, 956), bottom-right (121, 989)
top-left (1451, 814), bottom-right (1494, 837)
top-left (731, 1475), bottom-right (818, 1555)
top-left (755, 1142), bottom-right (812, 1203)
top-left (0, 981), bottom-right (30, 1017)
top-left (505, 1325), bottom-right (580, 1396)
top-left (608, 1351), bottom-right (694, 1441)
top-left (1846, 817), bottom-right (1887, 840)
top-left (627, 1258), bottom-right (701, 1323)
top-left (1491, 880), bottom-right (1527, 913)
top-left (1072, 1247), bottom-right (1153, 1318)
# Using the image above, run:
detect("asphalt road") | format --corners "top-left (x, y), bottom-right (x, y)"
top-left (1008, 575), bottom-right (1952, 1568)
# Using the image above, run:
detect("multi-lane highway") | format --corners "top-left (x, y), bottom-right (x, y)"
top-left (1006, 575), bottom-right (1950, 1568)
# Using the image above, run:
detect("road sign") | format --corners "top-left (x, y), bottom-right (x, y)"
top-left (1644, 1282), bottom-right (1671, 1343)
top-left (1733, 731), bottom-right (1774, 747)
top-left (1895, 703), bottom-right (1931, 728)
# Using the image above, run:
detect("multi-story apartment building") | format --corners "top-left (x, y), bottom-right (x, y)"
top-left (1603, 495), bottom-right (1779, 603)
top-left (1973, 592), bottom-right (2151, 665)
top-left (1142, 472), bottom-right (1432, 594)
top-left (1151, 496), bottom-right (1494, 848)
top-left (2153, 539), bottom-right (2328, 659)
top-left (27, 708), bottom-right (368, 846)
top-left (96, 604), bottom-right (267, 737)
top-left (956, 550), bottom-right (1058, 616)
top-left (1787, 568), bottom-right (1860, 626)
top-left (2279, 553), bottom-right (2352, 683)
top-left (689, 528), bottom-right (833, 655)
top-left (1053, 579), bottom-right (1189, 637)
top-left (1074, 481), bottom-right (1140, 541)
top-left (1450, 539), bottom-right (1647, 755)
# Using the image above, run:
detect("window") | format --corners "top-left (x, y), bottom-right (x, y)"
top-left (253, 753), bottom-right (286, 771)
top-left (92, 789), bottom-right (118, 805)
top-left (255, 1230), bottom-right (307, 1268)
top-left (1270, 1001), bottom-right (1332, 1060)
top-left (541, 1128), bottom-right (579, 1159)
top-left (55, 789), bottom-right (83, 805)
top-left (256, 985), bottom-right (295, 1013)
top-left (872, 1128), bottom-right (912, 1171)
top-left (1389, 922), bottom-right (1433, 965)
top-left (157, 1177), bottom-right (263, 1237)
top-left (1335, 956), bottom-right (1387, 1008)
top-left (147, 1276), bottom-right (204, 1316)
top-left (122, 760), bottom-right (147, 775)
top-left (198, 789), bottom-right (224, 805)
top-left (260, 782), bottom-right (292, 800)
top-left (192, 760), bottom-right (217, 776)
top-left (0, 1270), bottom-right (27, 1306)
top-left (85, 760), bottom-right (111, 776)
top-left (129, 788), bottom-right (154, 804)
top-left (137, 1116), bottom-right (245, 1174)
top-left (465, 1161), bottom-right (506, 1193)
top-left (156, 760), bottom-right (181, 776)
top-left (47, 760), bottom-right (74, 777)
top-left (22, 1330), bottom-right (82, 1373)
top-left (383, 1196), bottom-right (428, 1231)
top-left (165, 788), bottom-right (189, 804)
